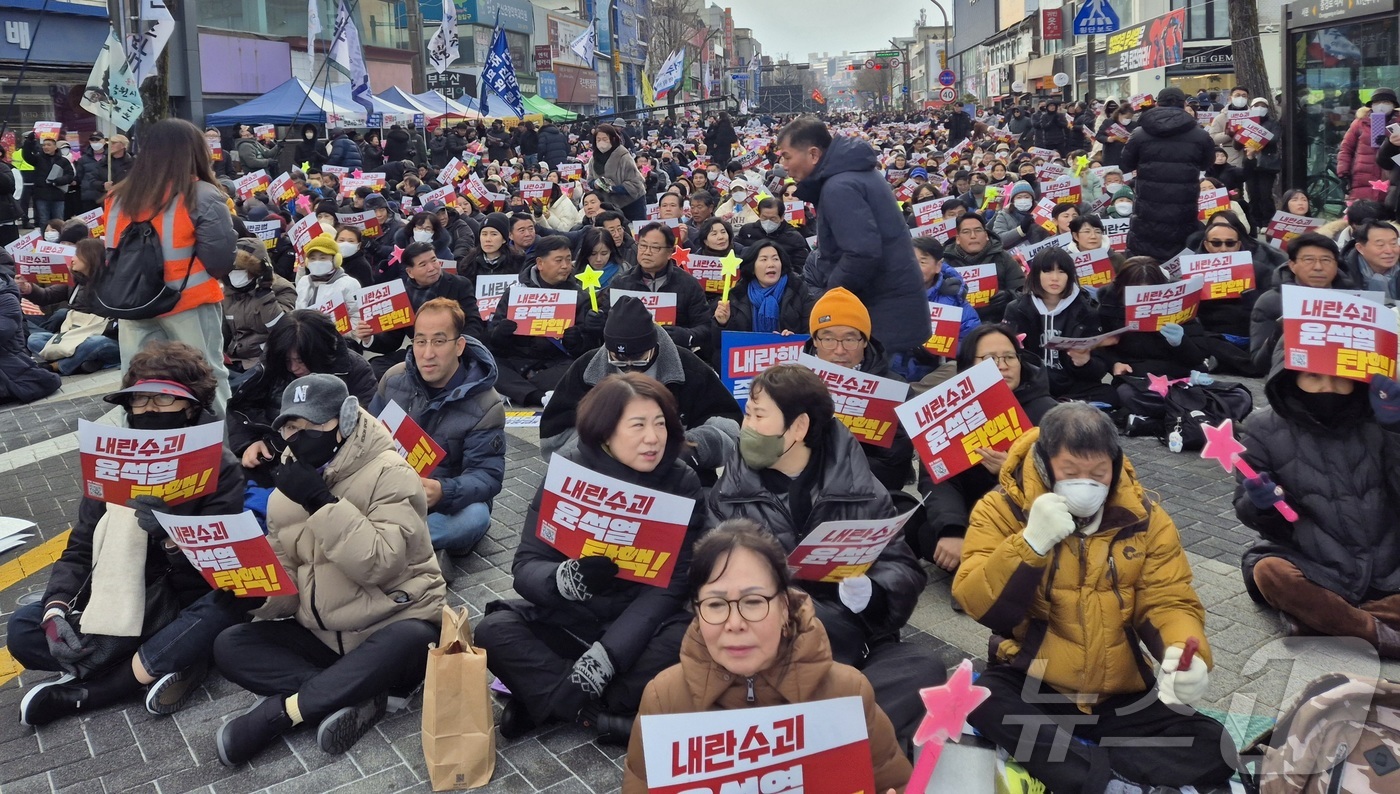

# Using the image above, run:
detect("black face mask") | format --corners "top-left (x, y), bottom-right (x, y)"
top-left (288, 427), bottom-right (343, 469)
top-left (127, 409), bottom-right (194, 431)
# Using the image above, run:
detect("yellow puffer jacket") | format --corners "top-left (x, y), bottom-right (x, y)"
top-left (952, 428), bottom-right (1209, 706)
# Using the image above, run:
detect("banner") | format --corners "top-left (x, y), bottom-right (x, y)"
top-left (1231, 118), bottom-right (1275, 151)
top-left (1198, 186), bottom-right (1231, 222)
top-left (558, 163), bottom-right (584, 182)
top-left (1104, 217), bottom-right (1131, 252)
top-left (536, 454), bottom-right (694, 587)
top-left (288, 213), bottom-right (322, 254)
top-left (377, 400), bottom-right (447, 476)
top-left (14, 250), bottom-right (72, 286)
top-left (1040, 176), bottom-right (1082, 205)
top-left (78, 419), bottom-right (224, 506)
top-left (895, 359), bottom-right (1030, 483)
top-left (641, 697), bottom-right (874, 794)
top-left (1122, 276), bottom-right (1203, 331)
top-left (682, 253), bottom-right (728, 294)
top-left (79, 30), bottom-right (143, 131)
top-left (335, 210), bottom-right (383, 238)
top-left (1178, 251), bottom-right (1254, 300)
top-left (268, 172), bottom-right (296, 205)
top-left (1072, 247), bottom-right (1116, 289)
top-left (313, 289), bottom-right (351, 334)
top-left (611, 289), bottom-right (677, 326)
top-left (786, 506), bottom-right (920, 582)
top-left (4, 229), bottom-right (40, 256)
top-left (1018, 232), bottom-right (1071, 261)
top-left (784, 200), bottom-right (808, 226)
top-left (1043, 326), bottom-right (1131, 351)
top-left (953, 264), bottom-right (998, 307)
top-left (441, 157), bottom-right (471, 185)
top-left (911, 217), bottom-right (957, 242)
top-left (518, 180), bottom-right (553, 201)
top-left (1267, 211), bottom-right (1319, 249)
top-left (33, 122), bottom-right (61, 141)
top-left (246, 218), bottom-right (283, 251)
top-left (156, 510), bottom-right (296, 597)
top-left (506, 286), bottom-right (577, 337)
top-left (797, 354), bottom-right (906, 449)
top-left (924, 303), bottom-right (963, 357)
top-left (1104, 8), bottom-right (1186, 78)
top-left (912, 200), bottom-right (943, 227)
top-left (425, 0), bottom-right (460, 75)
top-left (1282, 285), bottom-right (1398, 382)
top-left (234, 169), bottom-right (271, 201)
top-left (475, 274), bottom-right (518, 320)
top-left (353, 280), bottom-right (415, 334)
top-left (720, 332), bottom-right (807, 408)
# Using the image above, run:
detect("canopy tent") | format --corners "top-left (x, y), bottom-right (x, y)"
top-left (320, 84), bottom-right (418, 126)
top-left (378, 87), bottom-right (481, 120)
top-left (411, 90), bottom-right (481, 116)
top-left (523, 95), bottom-right (577, 122)
top-left (205, 78), bottom-right (364, 126)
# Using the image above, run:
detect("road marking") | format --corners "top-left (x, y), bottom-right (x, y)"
top-left (0, 646), bottom-right (22, 687)
top-left (0, 530), bottom-right (70, 592)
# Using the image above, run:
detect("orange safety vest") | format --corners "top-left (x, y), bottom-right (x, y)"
top-left (104, 193), bottom-right (224, 316)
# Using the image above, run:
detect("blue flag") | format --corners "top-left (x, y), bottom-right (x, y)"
top-left (479, 12), bottom-right (523, 118)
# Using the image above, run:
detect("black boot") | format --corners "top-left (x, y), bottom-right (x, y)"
top-left (578, 704), bottom-right (634, 746)
top-left (499, 697), bottom-right (537, 740)
top-left (316, 692), bottom-right (388, 754)
top-left (20, 662), bottom-right (142, 727)
top-left (216, 696), bottom-right (293, 767)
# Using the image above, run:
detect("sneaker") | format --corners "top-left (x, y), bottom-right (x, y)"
top-left (996, 758), bottom-right (1046, 794)
top-left (216, 696), bottom-right (293, 767)
top-left (316, 693), bottom-right (387, 755)
top-left (145, 660), bottom-right (209, 715)
top-left (19, 674), bottom-right (79, 727)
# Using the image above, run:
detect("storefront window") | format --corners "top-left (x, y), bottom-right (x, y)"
top-left (1290, 17), bottom-right (1400, 215)
top-left (0, 73), bottom-right (99, 137)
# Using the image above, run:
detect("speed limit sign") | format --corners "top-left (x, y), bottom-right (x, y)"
top-left (939, 87), bottom-right (957, 102)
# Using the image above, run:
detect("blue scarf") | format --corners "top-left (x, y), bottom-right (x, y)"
top-left (599, 261), bottom-right (621, 287)
top-left (748, 275), bottom-right (787, 333)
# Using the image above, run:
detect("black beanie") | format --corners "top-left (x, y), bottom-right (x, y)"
top-left (315, 200), bottom-right (340, 218)
top-left (604, 296), bottom-right (657, 358)
top-left (480, 212), bottom-right (511, 244)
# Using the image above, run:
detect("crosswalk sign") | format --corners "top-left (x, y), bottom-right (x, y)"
top-left (1073, 0), bottom-right (1121, 35)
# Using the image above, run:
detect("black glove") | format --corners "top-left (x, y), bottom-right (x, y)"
top-left (662, 325), bottom-right (694, 350)
top-left (561, 324), bottom-right (587, 357)
top-left (489, 318), bottom-right (518, 346)
top-left (127, 495), bottom-right (170, 539)
top-left (274, 460), bottom-right (337, 514)
top-left (555, 556), bottom-right (619, 601)
top-left (577, 309), bottom-right (606, 335)
top-left (42, 609), bottom-right (90, 669)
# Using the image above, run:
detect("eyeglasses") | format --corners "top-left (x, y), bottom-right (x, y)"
top-left (1296, 257), bottom-right (1337, 267)
top-left (1205, 238), bottom-right (1240, 247)
top-left (976, 353), bottom-right (1019, 366)
top-left (609, 355), bottom-right (653, 369)
top-left (694, 593), bottom-right (782, 625)
top-left (412, 335), bottom-right (460, 349)
top-left (814, 334), bottom-right (865, 350)
top-left (129, 394), bottom-right (182, 408)
top-left (636, 242), bottom-right (670, 253)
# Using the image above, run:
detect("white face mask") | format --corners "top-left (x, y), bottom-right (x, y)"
top-left (228, 270), bottom-right (254, 288)
top-left (1376, 103), bottom-right (1397, 116)
top-left (91, 141), bottom-right (105, 151)
top-left (731, 192), bottom-right (748, 204)
top-left (307, 259), bottom-right (335, 277)
top-left (1250, 106), bottom-right (1267, 118)
top-left (596, 139), bottom-right (612, 152)
top-left (338, 241), bottom-right (359, 257)
top-left (413, 229), bottom-right (433, 243)
top-left (760, 219), bottom-right (781, 233)
top-left (42, 231), bottom-right (60, 242)
top-left (1054, 478), bottom-right (1111, 518)
top-left (1115, 201), bottom-right (1133, 215)
top-left (1013, 197), bottom-right (1034, 212)
top-left (1230, 96), bottom-right (1248, 109)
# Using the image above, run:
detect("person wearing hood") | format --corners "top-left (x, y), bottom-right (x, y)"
top-left (382, 125), bottom-right (412, 163)
top-left (459, 211), bottom-right (521, 280)
top-left (955, 402), bottom-right (1235, 794)
top-left (357, 240), bottom-right (483, 378)
top-left (1344, 218), bottom-right (1400, 298)
top-left (1098, 257), bottom-right (1212, 394)
top-left (622, 521), bottom-right (912, 794)
top-left (536, 119), bottom-right (570, 167)
top-left (294, 232), bottom-right (363, 334)
top-left (704, 111), bottom-right (739, 162)
top-left (11, 344), bottom-right (255, 728)
top-left (1094, 103), bottom-right (1137, 168)
top-left (609, 223), bottom-right (714, 357)
top-left (432, 200), bottom-right (480, 260)
top-left (989, 180), bottom-right (1047, 249)
top-left (706, 363), bottom-right (940, 749)
top-left (213, 373), bottom-right (446, 765)
top-left (1204, 146), bottom-right (1246, 199)
top-left (943, 213), bottom-right (1025, 323)
top-left (1238, 349), bottom-right (1400, 653)
top-left (476, 372), bottom-right (710, 743)
top-left (713, 238), bottom-right (815, 338)
top-left (1032, 98), bottom-right (1071, 157)
top-left (370, 298), bottom-right (505, 573)
top-left (1250, 233), bottom-right (1357, 375)
top-left (362, 193), bottom-right (405, 272)
top-left (484, 120), bottom-right (512, 163)
top-left (1003, 248), bottom-right (1117, 406)
top-left (1241, 97), bottom-right (1283, 234)
top-left (1007, 105), bottom-right (1035, 149)
top-left (223, 237), bottom-right (297, 372)
top-left (542, 296), bottom-right (741, 479)
top-left (586, 124), bottom-right (648, 221)
top-left (890, 237), bottom-right (981, 382)
top-left (779, 117), bottom-right (930, 356)
top-left (292, 124), bottom-right (326, 174)
top-left (1121, 87), bottom-right (1215, 263)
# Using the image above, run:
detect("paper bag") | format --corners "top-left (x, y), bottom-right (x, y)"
top-left (421, 606), bottom-right (496, 790)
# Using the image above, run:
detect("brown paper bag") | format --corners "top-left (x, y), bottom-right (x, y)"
top-left (421, 605), bottom-right (496, 790)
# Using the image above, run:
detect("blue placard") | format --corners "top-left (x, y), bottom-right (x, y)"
top-left (413, 113), bottom-right (426, 128)
top-left (1073, 0), bottom-right (1121, 35)
top-left (719, 332), bottom-right (809, 409)
top-left (366, 112), bottom-right (383, 127)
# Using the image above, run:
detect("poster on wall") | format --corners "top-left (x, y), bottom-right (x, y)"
top-left (1104, 9), bottom-right (1186, 78)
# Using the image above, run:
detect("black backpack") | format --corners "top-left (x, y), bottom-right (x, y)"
top-left (1114, 375), bottom-right (1166, 437)
top-left (91, 216), bottom-right (187, 320)
top-left (1158, 381), bottom-right (1254, 451)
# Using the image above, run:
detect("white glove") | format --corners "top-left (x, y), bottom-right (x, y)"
top-left (838, 575), bottom-right (873, 613)
top-left (1022, 494), bottom-right (1076, 555)
top-left (1157, 645), bottom-right (1209, 707)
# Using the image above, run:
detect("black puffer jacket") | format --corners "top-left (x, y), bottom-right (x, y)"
top-left (707, 421), bottom-right (927, 651)
top-left (537, 125), bottom-right (570, 166)
top-left (1121, 105), bottom-right (1215, 262)
top-left (0, 272), bottom-right (60, 403)
top-left (1097, 283), bottom-right (1211, 379)
top-left (1003, 287), bottom-right (1110, 399)
top-left (717, 272), bottom-right (815, 335)
top-left (733, 221), bottom-right (811, 269)
top-left (1238, 348), bottom-right (1400, 604)
top-left (942, 235), bottom-right (1026, 323)
top-left (1183, 230), bottom-right (1285, 338)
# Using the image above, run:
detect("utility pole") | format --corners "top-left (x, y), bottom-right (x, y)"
top-left (1086, 33), bottom-right (1096, 101)
top-left (406, 0), bottom-right (425, 92)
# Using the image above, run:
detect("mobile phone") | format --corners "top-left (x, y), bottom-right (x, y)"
top-left (1388, 123), bottom-right (1400, 136)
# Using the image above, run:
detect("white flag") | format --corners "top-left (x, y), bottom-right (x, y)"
top-left (307, 0), bottom-right (321, 82)
top-left (328, 0), bottom-right (374, 114)
top-left (426, 0), bottom-right (460, 74)
top-left (80, 29), bottom-right (143, 131)
top-left (653, 49), bottom-right (686, 100)
top-left (569, 22), bottom-right (596, 69)
top-left (127, 0), bottom-right (175, 86)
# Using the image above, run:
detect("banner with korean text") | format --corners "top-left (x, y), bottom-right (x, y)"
top-left (78, 420), bottom-right (223, 506)
top-left (611, 289), bottom-right (678, 326)
top-left (507, 286), bottom-right (577, 337)
top-left (924, 303), bottom-right (963, 357)
top-left (1178, 252), bottom-right (1254, 300)
top-left (895, 359), bottom-right (1030, 483)
top-left (786, 505), bottom-right (921, 582)
top-left (156, 510), bottom-right (296, 597)
top-left (353, 280), bottom-right (415, 334)
top-left (1282, 285), bottom-right (1397, 382)
top-left (720, 332), bottom-right (808, 408)
top-left (378, 400), bottom-right (447, 476)
top-left (798, 354), bottom-right (906, 449)
top-left (953, 264), bottom-right (998, 307)
top-left (1122, 276), bottom-right (1203, 331)
top-left (476, 274), bottom-right (518, 320)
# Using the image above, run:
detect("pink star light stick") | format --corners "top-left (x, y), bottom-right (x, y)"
top-left (1199, 419), bottom-right (1298, 522)
top-left (906, 659), bottom-right (991, 794)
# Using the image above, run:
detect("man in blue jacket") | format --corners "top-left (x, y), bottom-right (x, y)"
top-left (370, 297), bottom-right (506, 577)
top-left (778, 116), bottom-right (930, 356)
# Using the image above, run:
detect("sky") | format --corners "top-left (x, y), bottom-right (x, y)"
top-left (720, 0), bottom-right (945, 62)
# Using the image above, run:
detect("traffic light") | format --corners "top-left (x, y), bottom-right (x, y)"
top-left (845, 64), bottom-right (862, 71)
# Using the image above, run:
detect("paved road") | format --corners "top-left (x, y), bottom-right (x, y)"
top-left (0, 369), bottom-right (1393, 793)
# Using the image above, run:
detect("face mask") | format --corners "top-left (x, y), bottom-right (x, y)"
top-left (760, 219), bottom-right (781, 233)
top-left (596, 139), bottom-right (612, 152)
top-left (91, 142), bottom-right (105, 151)
top-left (1250, 106), bottom-right (1267, 118)
top-left (1115, 201), bottom-right (1133, 215)
top-left (305, 132), bottom-right (316, 140)
top-left (288, 427), bottom-right (343, 469)
top-left (1013, 198), bottom-right (1033, 212)
top-left (731, 192), bottom-right (748, 204)
top-left (1376, 103), bottom-right (1396, 116)
top-left (1231, 96), bottom-right (1248, 109)
top-left (127, 409), bottom-right (192, 431)
top-left (338, 241), bottom-right (359, 257)
top-left (43, 231), bottom-right (59, 242)
top-left (307, 259), bottom-right (335, 277)
top-left (413, 229), bottom-right (433, 243)
top-left (228, 270), bottom-right (254, 289)
top-left (1054, 478), bottom-right (1111, 518)
top-left (738, 426), bottom-right (792, 470)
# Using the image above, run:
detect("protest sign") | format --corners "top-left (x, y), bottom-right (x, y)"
top-left (611, 289), bottom-right (678, 326)
top-left (721, 332), bottom-right (807, 408)
top-left (798, 354), bottom-right (906, 448)
top-left (1159, 247), bottom-right (1193, 280)
top-left (156, 511), bottom-right (296, 597)
top-left (787, 505), bottom-right (921, 582)
top-left (1123, 276), bottom-right (1204, 331)
top-left (641, 696), bottom-right (874, 794)
top-left (1266, 211), bottom-right (1319, 249)
top-left (5, 229), bottom-right (41, 256)
top-left (895, 359), bottom-right (1031, 483)
top-left (245, 219), bottom-right (283, 250)
top-left (1179, 252), bottom-right (1255, 300)
top-left (1031, 197), bottom-right (1058, 233)
top-left (377, 400), bottom-right (447, 476)
top-left (313, 289), bottom-right (351, 334)
top-left (335, 210), bottom-right (383, 238)
top-left (1198, 187), bottom-right (1231, 222)
top-left (785, 200), bottom-right (808, 226)
top-left (234, 169), bottom-right (270, 201)
top-left (75, 207), bottom-right (105, 237)
top-left (953, 264), bottom-right (998, 307)
top-left (288, 214), bottom-right (322, 254)
top-left (417, 184), bottom-right (459, 211)
top-left (1028, 146), bottom-right (1059, 161)
top-left (912, 199), bottom-right (943, 227)
top-left (1232, 118), bottom-right (1275, 151)
top-left (321, 164), bottom-right (349, 179)
top-left (1018, 232), bottom-right (1071, 261)
top-left (682, 253), bottom-right (728, 294)
top-left (1035, 162), bottom-right (1068, 182)
top-left (475, 274), bottom-right (517, 320)
top-left (518, 180), bottom-right (553, 201)
top-left (268, 172), bottom-right (296, 204)
top-left (910, 217), bottom-right (957, 242)
top-left (1043, 327), bottom-right (1131, 351)
top-left (1073, 247), bottom-right (1116, 289)
top-left (557, 163), bottom-right (584, 182)
top-left (253, 124), bottom-right (275, 139)
top-left (208, 139), bottom-right (222, 162)
top-left (440, 157), bottom-right (471, 184)
top-left (33, 122), bottom-right (61, 141)
top-left (506, 286), bottom-right (577, 338)
top-left (14, 250), bottom-right (72, 286)
top-left (353, 280), bottom-right (415, 335)
top-left (78, 419), bottom-right (223, 506)
top-left (535, 454), bottom-right (694, 587)
top-left (1282, 285), bottom-right (1397, 382)
top-left (1103, 217), bottom-right (1131, 252)
top-left (1040, 175), bottom-right (1082, 205)
top-left (924, 303), bottom-right (963, 357)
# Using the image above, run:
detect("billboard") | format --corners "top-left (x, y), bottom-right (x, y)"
top-left (1105, 8), bottom-right (1187, 77)
top-left (952, 0), bottom-right (999, 57)
top-left (547, 14), bottom-right (591, 69)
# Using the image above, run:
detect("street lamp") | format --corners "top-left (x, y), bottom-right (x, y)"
top-left (927, 0), bottom-right (951, 75)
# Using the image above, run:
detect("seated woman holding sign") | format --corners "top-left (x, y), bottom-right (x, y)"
top-left (476, 373), bottom-right (709, 744)
top-left (711, 239), bottom-right (815, 336)
top-left (10, 341), bottom-right (252, 727)
top-left (954, 402), bottom-right (1235, 794)
top-left (622, 520), bottom-right (911, 794)
top-left (1095, 257), bottom-right (1213, 407)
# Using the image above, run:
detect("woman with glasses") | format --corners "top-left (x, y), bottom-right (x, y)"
top-left (476, 373), bottom-right (709, 744)
top-left (622, 520), bottom-right (911, 794)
